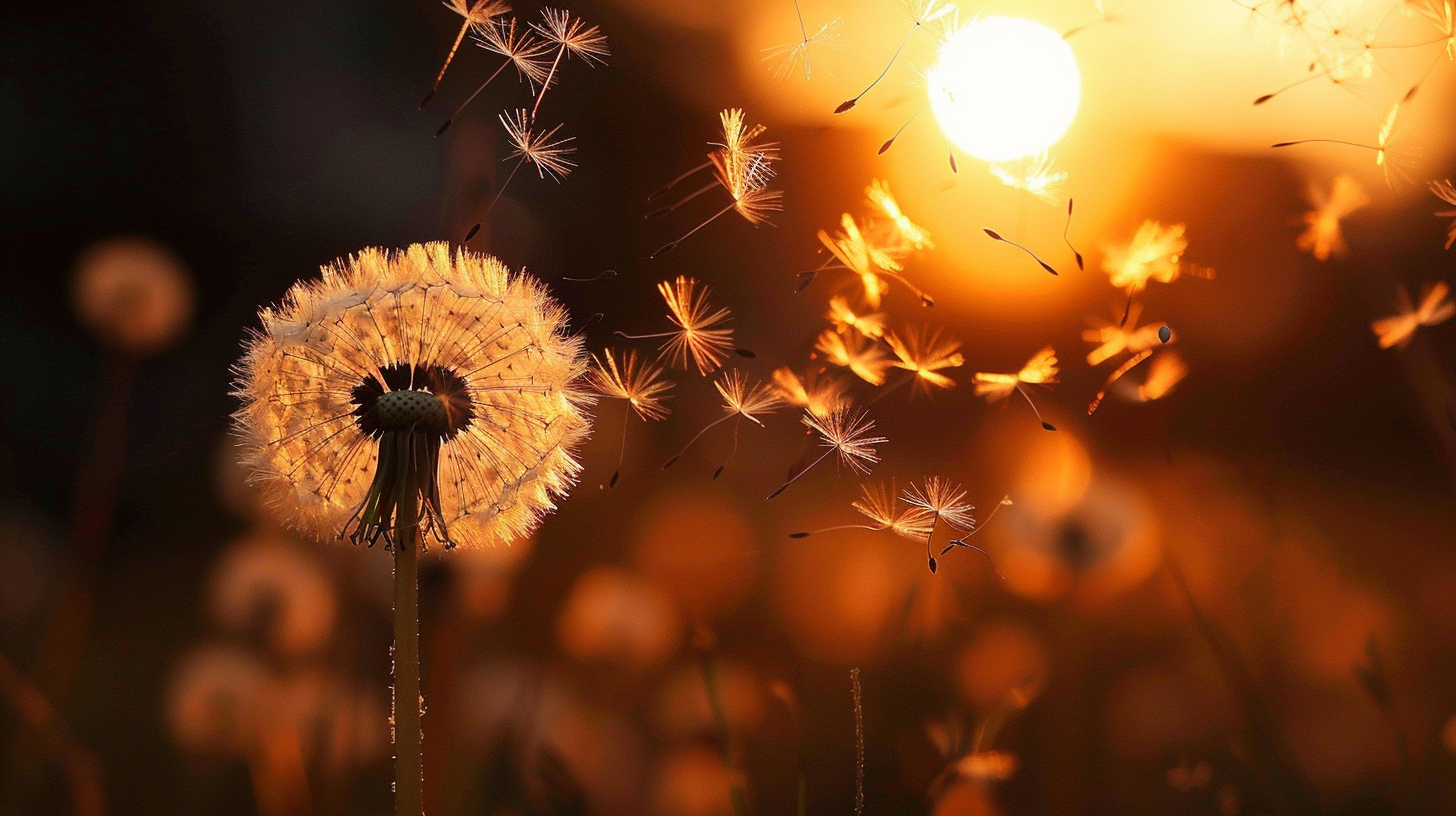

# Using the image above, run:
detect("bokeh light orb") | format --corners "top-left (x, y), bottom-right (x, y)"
top-left (928, 16), bottom-right (1081, 162)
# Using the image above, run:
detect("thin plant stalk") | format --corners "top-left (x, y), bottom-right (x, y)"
top-left (529, 45), bottom-right (567, 122)
top-left (393, 478), bottom-right (424, 816)
top-left (0, 650), bottom-right (104, 816)
top-left (698, 647), bottom-right (748, 816)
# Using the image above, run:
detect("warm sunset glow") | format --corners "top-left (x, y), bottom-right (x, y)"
top-left (928, 17), bottom-right (1081, 162)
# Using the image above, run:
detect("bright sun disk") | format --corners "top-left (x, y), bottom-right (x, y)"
top-left (929, 16), bottom-right (1081, 163)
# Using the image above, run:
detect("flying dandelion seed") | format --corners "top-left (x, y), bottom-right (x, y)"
top-left (958, 750), bottom-right (1019, 781)
top-left (1087, 348), bottom-right (1153, 415)
top-left (435, 19), bottom-right (553, 137)
top-left (901, 476), bottom-right (975, 573)
top-left (983, 228), bottom-right (1060, 276)
top-left (1432, 179), bottom-right (1456, 249)
top-left (768, 407), bottom-right (886, 499)
top-left (788, 481), bottom-right (932, 540)
top-left (1371, 281), bottom-right (1455, 349)
top-left (1297, 174), bottom-right (1369, 261)
top-left (973, 348), bottom-right (1059, 430)
top-left (527, 7), bottom-right (609, 121)
top-left (1083, 306), bottom-right (1171, 366)
top-left (1102, 221), bottom-right (1212, 320)
top-left (835, 0), bottom-right (957, 114)
top-left (826, 296), bottom-right (887, 339)
top-left (884, 328), bottom-right (965, 393)
top-left (865, 180), bottom-right (934, 253)
top-left (589, 348), bottom-right (673, 487)
top-left (1062, 0), bottom-right (1122, 39)
top-left (1114, 350), bottom-right (1188, 403)
top-left (420, 0), bottom-right (510, 109)
top-left (615, 276), bottom-right (736, 376)
top-left (664, 370), bottom-right (783, 478)
top-left (816, 212), bottom-right (934, 308)
top-left (988, 152), bottom-right (1067, 205)
top-left (653, 109), bottom-right (783, 258)
top-left (1244, 0), bottom-right (1389, 104)
top-left (1273, 101), bottom-right (1413, 184)
top-left (816, 329), bottom-right (893, 386)
top-left (1064, 198), bottom-right (1085, 270)
top-left (232, 243), bottom-right (592, 816)
top-left (763, 0), bottom-right (843, 80)
top-left (464, 110), bottom-right (575, 241)
top-left (772, 367), bottom-right (848, 418)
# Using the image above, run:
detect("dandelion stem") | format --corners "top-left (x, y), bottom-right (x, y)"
top-left (646, 181), bottom-right (719, 219)
top-left (0, 650), bottom-right (104, 816)
top-left (529, 45), bottom-right (566, 122)
top-left (851, 667), bottom-right (864, 816)
top-left (698, 645), bottom-right (749, 816)
top-left (1015, 385), bottom-right (1057, 431)
top-left (649, 161), bottom-right (715, 201)
top-left (837, 25), bottom-right (917, 113)
top-left (789, 523), bottom-right (887, 539)
top-left (878, 104), bottom-right (931, 154)
top-left (436, 58), bottom-right (514, 136)
top-left (653, 201), bottom-right (737, 258)
top-left (423, 18), bottom-right (475, 108)
top-left (469, 157), bottom-right (526, 241)
top-left (768, 447), bottom-right (835, 499)
top-left (613, 329), bottom-right (677, 340)
top-left (664, 413), bottom-right (735, 469)
top-left (392, 477), bottom-right (424, 816)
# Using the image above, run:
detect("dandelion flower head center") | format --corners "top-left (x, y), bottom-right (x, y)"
top-left (928, 17), bottom-right (1080, 162)
top-left (352, 363), bottom-right (474, 439)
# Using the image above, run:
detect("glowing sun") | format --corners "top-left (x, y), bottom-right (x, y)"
top-left (928, 17), bottom-right (1081, 163)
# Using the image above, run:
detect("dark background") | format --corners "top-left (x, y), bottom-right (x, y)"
top-left (2, 1), bottom-right (1456, 814)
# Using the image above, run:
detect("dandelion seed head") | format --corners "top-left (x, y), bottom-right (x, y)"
top-left (973, 347), bottom-right (1060, 402)
top-left (988, 152), bottom-right (1067, 205)
top-left (827, 296), bottom-right (887, 339)
top-left (902, 476), bottom-right (977, 531)
top-left (657, 276), bottom-right (735, 375)
top-left (1372, 281), bottom-right (1455, 348)
top-left (885, 327), bottom-right (965, 391)
top-left (852, 482), bottom-right (936, 541)
top-left (166, 644), bottom-right (273, 757)
top-left (714, 370), bottom-right (784, 425)
top-left (208, 531), bottom-right (337, 658)
top-left (232, 242), bottom-right (593, 550)
top-left (803, 406), bottom-right (887, 476)
top-left (1431, 179), bottom-right (1456, 249)
top-left (865, 180), bottom-right (934, 251)
top-left (957, 750), bottom-right (1019, 781)
top-left (763, 15), bottom-right (843, 81)
top-left (772, 367), bottom-right (848, 418)
top-left (1102, 221), bottom-right (1192, 293)
top-left (711, 109), bottom-right (783, 225)
top-left (817, 328), bottom-right (893, 386)
top-left (590, 348), bottom-right (673, 421)
top-left (533, 7), bottom-right (610, 64)
top-left (476, 17), bottom-right (554, 87)
top-left (447, 0), bottom-right (510, 25)
top-left (1298, 174), bottom-right (1369, 261)
top-left (499, 109), bottom-right (577, 180)
top-left (72, 236), bottom-right (194, 356)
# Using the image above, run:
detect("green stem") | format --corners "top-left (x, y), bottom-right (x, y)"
top-left (697, 648), bottom-right (748, 816)
top-left (394, 460), bottom-right (424, 816)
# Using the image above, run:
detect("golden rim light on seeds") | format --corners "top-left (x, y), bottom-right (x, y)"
top-left (232, 243), bottom-right (593, 550)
